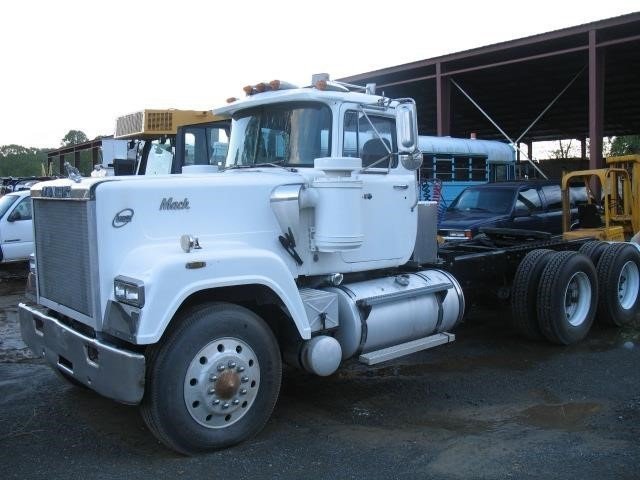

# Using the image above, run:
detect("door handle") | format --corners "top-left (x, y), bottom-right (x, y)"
top-left (393, 184), bottom-right (409, 190)
top-left (5, 239), bottom-right (20, 243)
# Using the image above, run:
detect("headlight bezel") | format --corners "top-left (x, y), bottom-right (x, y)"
top-left (113, 275), bottom-right (145, 308)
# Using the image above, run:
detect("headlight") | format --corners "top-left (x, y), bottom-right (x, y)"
top-left (114, 276), bottom-right (145, 307)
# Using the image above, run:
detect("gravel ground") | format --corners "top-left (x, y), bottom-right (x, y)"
top-left (1, 269), bottom-right (639, 479)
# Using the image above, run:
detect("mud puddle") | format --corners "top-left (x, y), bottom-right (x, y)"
top-left (517, 402), bottom-right (602, 430)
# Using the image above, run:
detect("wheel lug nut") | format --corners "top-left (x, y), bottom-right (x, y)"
top-left (222, 403), bottom-right (230, 410)
top-left (232, 399), bottom-right (239, 405)
top-left (212, 399), bottom-right (220, 405)
top-left (241, 376), bottom-right (249, 383)
top-left (209, 375), bottom-right (217, 382)
top-left (228, 361), bottom-right (237, 368)
top-left (237, 366), bottom-right (245, 372)
top-left (240, 389), bottom-right (247, 395)
top-left (217, 365), bottom-right (226, 372)
top-left (208, 387), bottom-right (216, 395)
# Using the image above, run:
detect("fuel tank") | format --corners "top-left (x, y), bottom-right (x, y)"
top-left (326, 269), bottom-right (464, 359)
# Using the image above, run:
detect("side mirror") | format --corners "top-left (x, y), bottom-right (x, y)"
top-left (396, 102), bottom-right (422, 171)
top-left (396, 103), bottom-right (418, 154)
top-left (400, 151), bottom-right (423, 171)
top-left (7, 211), bottom-right (20, 222)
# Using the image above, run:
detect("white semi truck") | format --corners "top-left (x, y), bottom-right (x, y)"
top-left (18, 75), bottom-right (640, 454)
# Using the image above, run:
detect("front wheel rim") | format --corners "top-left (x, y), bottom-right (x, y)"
top-left (618, 260), bottom-right (640, 310)
top-left (183, 337), bottom-right (260, 428)
top-left (564, 271), bottom-right (591, 327)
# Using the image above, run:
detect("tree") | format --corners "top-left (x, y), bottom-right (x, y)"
top-left (0, 144), bottom-right (50, 176)
top-left (549, 139), bottom-right (578, 160)
top-left (61, 130), bottom-right (89, 147)
top-left (609, 135), bottom-right (640, 156)
top-left (0, 144), bottom-right (33, 157)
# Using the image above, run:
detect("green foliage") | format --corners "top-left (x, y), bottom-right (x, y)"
top-left (61, 130), bottom-right (89, 147)
top-left (1, 129), bottom-right (96, 177)
top-left (610, 135), bottom-right (640, 156)
top-left (0, 145), bottom-right (50, 177)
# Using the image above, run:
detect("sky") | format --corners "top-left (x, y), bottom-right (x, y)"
top-left (0, 0), bottom-right (638, 148)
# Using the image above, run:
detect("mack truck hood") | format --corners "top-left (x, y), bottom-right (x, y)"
top-left (32, 169), bottom-right (309, 280)
top-left (30, 169), bottom-right (318, 343)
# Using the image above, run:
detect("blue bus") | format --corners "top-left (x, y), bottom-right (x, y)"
top-left (418, 136), bottom-right (516, 206)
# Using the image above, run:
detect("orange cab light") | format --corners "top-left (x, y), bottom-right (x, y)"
top-left (255, 82), bottom-right (268, 93)
top-left (315, 79), bottom-right (327, 91)
top-left (226, 97), bottom-right (238, 103)
top-left (243, 85), bottom-right (254, 95)
top-left (270, 80), bottom-right (281, 90)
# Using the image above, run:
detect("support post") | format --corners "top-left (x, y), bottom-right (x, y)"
top-left (92, 147), bottom-right (99, 168)
top-left (74, 151), bottom-right (81, 171)
top-left (59, 154), bottom-right (65, 175)
top-left (526, 141), bottom-right (533, 160)
top-left (580, 137), bottom-right (587, 160)
top-left (436, 63), bottom-right (450, 136)
top-left (589, 30), bottom-right (605, 169)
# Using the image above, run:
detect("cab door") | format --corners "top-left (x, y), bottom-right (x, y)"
top-left (539, 184), bottom-right (566, 234)
top-left (510, 186), bottom-right (546, 231)
top-left (0, 195), bottom-right (33, 262)
top-left (338, 106), bottom-right (417, 263)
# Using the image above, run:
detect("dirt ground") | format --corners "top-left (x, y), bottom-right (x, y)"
top-left (1, 268), bottom-right (639, 479)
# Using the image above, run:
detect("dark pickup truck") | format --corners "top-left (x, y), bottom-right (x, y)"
top-left (437, 180), bottom-right (584, 240)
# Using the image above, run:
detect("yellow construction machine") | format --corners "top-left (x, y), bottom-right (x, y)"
top-left (113, 109), bottom-right (230, 175)
top-left (562, 154), bottom-right (640, 241)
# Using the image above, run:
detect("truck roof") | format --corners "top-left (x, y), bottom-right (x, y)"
top-left (214, 87), bottom-right (389, 116)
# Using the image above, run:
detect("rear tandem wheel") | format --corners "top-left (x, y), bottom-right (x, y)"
top-left (596, 242), bottom-right (640, 326)
top-left (536, 251), bottom-right (598, 345)
top-left (510, 249), bottom-right (555, 340)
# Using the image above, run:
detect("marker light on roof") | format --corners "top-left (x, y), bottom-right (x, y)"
top-left (243, 85), bottom-right (254, 95)
top-left (226, 97), bottom-right (238, 103)
top-left (270, 80), bottom-right (281, 90)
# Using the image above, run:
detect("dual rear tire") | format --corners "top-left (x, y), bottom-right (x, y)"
top-left (511, 242), bottom-right (640, 344)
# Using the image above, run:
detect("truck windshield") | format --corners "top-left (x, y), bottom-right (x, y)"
top-left (449, 187), bottom-right (515, 214)
top-left (0, 194), bottom-right (19, 219)
top-left (225, 102), bottom-right (331, 168)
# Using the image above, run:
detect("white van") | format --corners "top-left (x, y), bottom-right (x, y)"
top-left (0, 190), bottom-right (33, 263)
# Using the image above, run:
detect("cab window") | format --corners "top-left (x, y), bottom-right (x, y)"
top-left (182, 124), bottom-right (230, 168)
top-left (10, 197), bottom-right (32, 221)
top-left (541, 185), bottom-right (562, 210)
top-left (343, 111), bottom-right (397, 168)
top-left (516, 187), bottom-right (543, 213)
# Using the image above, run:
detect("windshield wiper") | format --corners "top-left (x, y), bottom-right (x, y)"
top-left (226, 161), bottom-right (293, 171)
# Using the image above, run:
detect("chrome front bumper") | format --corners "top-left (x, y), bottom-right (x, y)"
top-left (19, 303), bottom-right (145, 405)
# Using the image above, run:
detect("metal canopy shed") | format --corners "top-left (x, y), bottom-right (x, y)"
top-left (340, 12), bottom-right (640, 169)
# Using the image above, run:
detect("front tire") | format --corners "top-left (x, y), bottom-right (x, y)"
top-left (141, 302), bottom-right (282, 454)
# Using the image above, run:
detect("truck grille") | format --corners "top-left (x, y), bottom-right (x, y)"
top-left (33, 199), bottom-right (95, 317)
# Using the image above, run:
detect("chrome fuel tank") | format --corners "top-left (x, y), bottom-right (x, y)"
top-left (326, 270), bottom-right (464, 359)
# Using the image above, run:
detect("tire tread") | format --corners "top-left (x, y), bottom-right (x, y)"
top-left (511, 249), bottom-right (554, 340)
